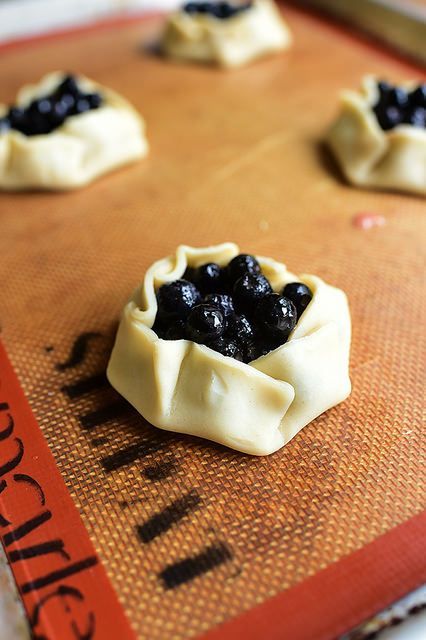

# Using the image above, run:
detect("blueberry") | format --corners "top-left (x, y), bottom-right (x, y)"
top-left (254, 294), bottom-right (297, 341)
top-left (233, 273), bottom-right (272, 312)
top-left (152, 316), bottom-right (167, 339)
top-left (243, 337), bottom-right (281, 363)
top-left (165, 320), bottom-right (187, 340)
top-left (404, 106), bottom-right (426, 128)
top-left (57, 75), bottom-right (80, 96)
top-left (29, 98), bottom-right (53, 115)
top-left (49, 99), bottom-right (70, 126)
top-left (186, 304), bottom-right (226, 343)
top-left (59, 93), bottom-right (76, 112)
top-left (86, 93), bottom-right (102, 109)
top-left (157, 279), bottom-right (201, 320)
top-left (388, 87), bottom-right (409, 108)
top-left (374, 105), bottom-right (402, 131)
top-left (207, 337), bottom-right (243, 360)
top-left (282, 282), bottom-right (313, 318)
top-left (408, 84), bottom-right (426, 108)
top-left (193, 262), bottom-right (222, 293)
top-left (227, 254), bottom-right (261, 284)
top-left (226, 313), bottom-right (254, 344)
top-left (204, 293), bottom-right (234, 317)
top-left (74, 98), bottom-right (91, 114)
top-left (377, 80), bottom-right (392, 97)
top-left (8, 107), bottom-right (28, 132)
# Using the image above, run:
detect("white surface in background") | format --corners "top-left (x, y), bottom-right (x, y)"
top-left (0, 0), bottom-right (181, 43)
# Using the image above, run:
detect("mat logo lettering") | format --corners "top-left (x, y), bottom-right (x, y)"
top-left (0, 401), bottom-right (97, 639)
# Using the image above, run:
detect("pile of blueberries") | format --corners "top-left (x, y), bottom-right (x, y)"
top-left (373, 81), bottom-right (426, 131)
top-left (183, 1), bottom-right (252, 19)
top-left (153, 254), bottom-right (313, 363)
top-left (0, 74), bottom-right (103, 137)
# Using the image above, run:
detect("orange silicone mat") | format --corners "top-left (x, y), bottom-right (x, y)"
top-left (0, 5), bottom-right (425, 639)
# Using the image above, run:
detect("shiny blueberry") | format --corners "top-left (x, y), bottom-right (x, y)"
top-left (207, 337), bottom-right (243, 360)
top-left (157, 279), bottom-right (201, 320)
top-left (186, 304), bottom-right (226, 343)
top-left (74, 98), bottom-right (91, 114)
top-left (226, 313), bottom-right (254, 344)
top-left (404, 106), bottom-right (426, 128)
top-left (194, 262), bottom-right (222, 293)
top-left (388, 87), bottom-right (409, 108)
top-left (374, 105), bottom-right (402, 131)
top-left (282, 282), bottom-right (313, 317)
top-left (233, 273), bottom-right (272, 311)
top-left (204, 293), bottom-right (234, 317)
top-left (227, 254), bottom-right (261, 284)
top-left (254, 293), bottom-right (297, 340)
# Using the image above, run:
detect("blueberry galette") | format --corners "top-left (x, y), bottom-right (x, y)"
top-left (326, 76), bottom-right (426, 195)
top-left (107, 243), bottom-right (351, 455)
top-left (0, 72), bottom-right (148, 190)
top-left (161, 1), bottom-right (292, 68)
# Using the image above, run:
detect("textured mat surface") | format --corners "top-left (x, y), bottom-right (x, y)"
top-left (0, 6), bottom-right (425, 639)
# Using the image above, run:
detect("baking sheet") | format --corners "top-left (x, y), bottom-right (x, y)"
top-left (0, 5), bottom-right (425, 639)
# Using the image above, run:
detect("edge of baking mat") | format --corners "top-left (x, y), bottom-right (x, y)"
top-left (1, 337), bottom-right (425, 640)
top-left (0, 340), bottom-right (137, 640)
top-left (202, 509), bottom-right (426, 640)
top-left (0, 2), bottom-right (424, 74)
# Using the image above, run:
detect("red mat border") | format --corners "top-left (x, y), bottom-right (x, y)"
top-left (0, 341), bottom-right (137, 640)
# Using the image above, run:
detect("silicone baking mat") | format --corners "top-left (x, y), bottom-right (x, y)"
top-left (0, 5), bottom-right (425, 639)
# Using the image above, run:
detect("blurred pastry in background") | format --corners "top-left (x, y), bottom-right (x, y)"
top-left (326, 76), bottom-right (426, 196)
top-left (0, 72), bottom-right (148, 191)
top-left (161, 1), bottom-right (292, 68)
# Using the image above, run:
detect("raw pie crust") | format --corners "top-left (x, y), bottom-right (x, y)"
top-left (107, 243), bottom-right (351, 456)
top-left (0, 72), bottom-right (148, 191)
top-left (326, 76), bottom-right (426, 196)
top-left (161, 0), bottom-right (292, 68)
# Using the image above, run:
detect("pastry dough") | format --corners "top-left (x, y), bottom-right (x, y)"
top-left (326, 76), bottom-right (426, 196)
top-left (107, 243), bottom-right (351, 456)
top-left (161, 1), bottom-right (292, 68)
top-left (0, 72), bottom-right (148, 191)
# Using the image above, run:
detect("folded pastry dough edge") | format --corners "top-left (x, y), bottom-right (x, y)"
top-left (107, 243), bottom-right (351, 456)
top-left (326, 76), bottom-right (426, 196)
top-left (161, 0), bottom-right (292, 69)
top-left (0, 71), bottom-right (148, 191)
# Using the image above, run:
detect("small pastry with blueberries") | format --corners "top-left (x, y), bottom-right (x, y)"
top-left (161, 1), bottom-right (292, 68)
top-left (0, 72), bottom-right (148, 191)
top-left (107, 243), bottom-right (351, 456)
top-left (326, 76), bottom-right (426, 195)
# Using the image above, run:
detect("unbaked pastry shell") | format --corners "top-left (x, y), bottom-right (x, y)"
top-left (0, 72), bottom-right (148, 191)
top-left (326, 76), bottom-right (426, 196)
top-left (161, 0), bottom-right (292, 68)
top-left (107, 243), bottom-right (351, 456)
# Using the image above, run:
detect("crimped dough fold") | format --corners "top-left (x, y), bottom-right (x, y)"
top-left (161, 0), bottom-right (292, 68)
top-left (0, 72), bottom-right (148, 191)
top-left (107, 243), bottom-right (351, 455)
top-left (326, 76), bottom-right (426, 196)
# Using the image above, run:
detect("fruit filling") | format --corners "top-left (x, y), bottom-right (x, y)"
top-left (373, 81), bottom-right (426, 131)
top-left (183, 1), bottom-right (252, 19)
top-left (0, 75), bottom-right (103, 137)
top-left (153, 254), bottom-right (313, 363)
